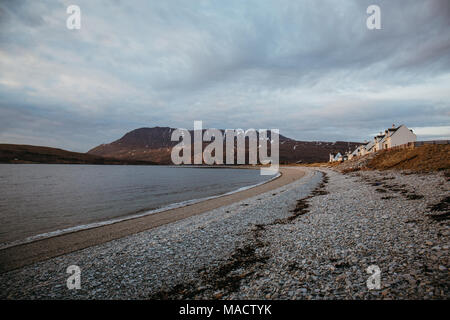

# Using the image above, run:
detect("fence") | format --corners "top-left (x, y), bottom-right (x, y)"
top-left (383, 140), bottom-right (449, 151)
top-left (414, 140), bottom-right (450, 146)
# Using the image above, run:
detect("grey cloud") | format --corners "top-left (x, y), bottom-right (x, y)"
top-left (0, 0), bottom-right (449, 151)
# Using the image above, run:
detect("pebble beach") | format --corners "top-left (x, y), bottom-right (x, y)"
top-left (0, 167), bottom-right (448, 299)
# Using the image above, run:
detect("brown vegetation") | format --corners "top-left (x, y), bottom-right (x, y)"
top-left (365, 144), bottom-right (450, 172)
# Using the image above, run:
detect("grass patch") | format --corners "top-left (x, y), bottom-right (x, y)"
top-left (366, 144), bottom-right (450, 173)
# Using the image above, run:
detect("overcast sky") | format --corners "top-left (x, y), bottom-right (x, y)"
top-left (0, 0), bottom-right (449, 152)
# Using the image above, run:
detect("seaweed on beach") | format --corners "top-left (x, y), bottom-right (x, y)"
top-left (282, 172), bottom-right (329, 223)
top-left (406, 193), bottom-right (424, 200)
top-left (149, 171), bottom-right (331, 299)
top-left (207, 244), bottom-right (269, 293)
top-left (308, 172), bottom-right (329, 197)
top-left (362, 175), bottom-right (425, 201)
top-left (430, 196), bottom-right (450, 212)
top-left (149, 242), bottom-right (269, 300)
top-left (428, 196), bottom-right (450, 221)
top-left (149, 223), bottom-right (270, 299)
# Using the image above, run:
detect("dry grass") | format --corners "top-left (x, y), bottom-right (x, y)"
top-left (366, 144), bottom-right (450, 173)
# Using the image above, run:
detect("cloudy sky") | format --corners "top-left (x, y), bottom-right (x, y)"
top-left (0, 0), bottom-right (449, 152)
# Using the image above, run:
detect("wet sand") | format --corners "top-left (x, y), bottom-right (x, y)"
top-left (0, 167), bottom-right (305, 273)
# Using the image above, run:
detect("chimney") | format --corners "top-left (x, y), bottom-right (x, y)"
top-left (392, 124), bottom-right (395, 128)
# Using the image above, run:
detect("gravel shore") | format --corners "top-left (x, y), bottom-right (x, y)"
top-left (0, 167), bottom-right (448, 299)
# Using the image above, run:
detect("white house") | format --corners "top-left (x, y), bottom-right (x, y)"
top-left (358, 140), bottom-right (374, 156)
top-left (381, 124), bottom-right (417, 149)
top-left (328, 124), bottom-right (416, 163)
top-left (329, 152), bottom-right (343, 162)
top-left (329, 153), bottom-right (336, 162)
top-left (373, 133), bottom-right (386, 152)
top-left (351, 145), bottom-right (363, 157)
top-left (364, 141), bottom-right (375, 154)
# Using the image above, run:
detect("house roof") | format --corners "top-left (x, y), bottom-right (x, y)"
top-left (364, 141), bottom-right (374, 149)
top-left (389, 124), bottom-right (405, 131)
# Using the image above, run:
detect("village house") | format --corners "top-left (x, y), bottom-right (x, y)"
top-left (329, 153), bottom-right (336, 162)
top-left (329, 124), bottom-right (417, 162)
top-left (381, 124), bottom-right (417, 149)
top-left (329, 152), bottom-right (343, 162)
top-left (373, 133), bottom-right (386, 152)
top-left (346, 151), bottom-right (353, 160)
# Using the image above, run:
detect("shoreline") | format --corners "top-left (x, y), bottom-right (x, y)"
top-left (0, 167), bottom-right (306, 273)
top-left (0, 170), bottom-right (281, 251)
top-left (1, 168), bottom-right (446, 299)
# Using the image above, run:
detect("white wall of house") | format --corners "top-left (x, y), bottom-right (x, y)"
top-left (373, 135), bottom-right (386, 152)
top-left (360, 141), bottom-right (374, 155)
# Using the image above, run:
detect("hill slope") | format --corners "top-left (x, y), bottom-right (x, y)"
top-left (336, 144), bottom-right (450, 173)
top-left (366, 144), bottom-right (450, 172)
top-left (0, 144), bottom-right (157, 165)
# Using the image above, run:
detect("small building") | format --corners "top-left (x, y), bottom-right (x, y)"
top-left (352, 147), bottom-right (361, 158)
top-left (373, 133), bottom-right (386, 152)
top-left (365, 141), bottom-right (375, 154)
top-left (381, 124), bottom-right (417, 149)
top-left (354, 141), bottom-right (372, 157)
top-left (329, 153), bottom-right (336, 162)
top-left (346, 150), bottom-right (354, 160)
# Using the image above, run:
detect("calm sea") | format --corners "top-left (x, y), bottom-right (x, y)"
top-left (0, 164), bottom-right (272, 246)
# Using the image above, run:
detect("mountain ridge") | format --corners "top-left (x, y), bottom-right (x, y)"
top-left (88, 127), bottom-right (360, 164)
